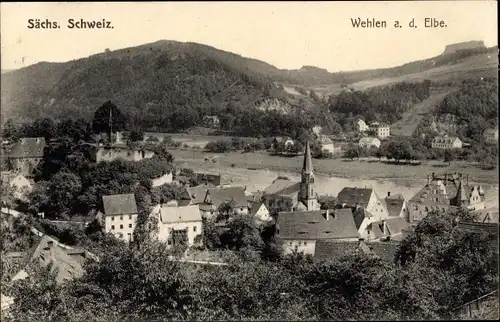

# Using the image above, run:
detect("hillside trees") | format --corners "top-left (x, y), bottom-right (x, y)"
top-left (92, 100), bottom-right (127, 134)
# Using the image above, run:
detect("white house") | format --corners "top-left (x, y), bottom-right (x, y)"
top-left (483, 128), bottom-right (498, 145)
top-left (337, 187), bottom-right (389, 219)
top-left (318, 136), bottom-right (335, 154)
top-left (151, 204), bottom-right (203, 248)
top-left (151, 171), bottom-right (173, 187)
top-left (431, 135), bottom-right (463, 149)
top-left (1, 171), bottom-right (33, 201)
top-left (356, 119), bottom-right (369, 132)
top-left (368, 123), bottom-right (390, 139)
top-left (249, 201), bottom-right (272, 222)
top-left (99, 194), bottom-right (139, 242)
top-left (358, 137), bottom-right (381, 149)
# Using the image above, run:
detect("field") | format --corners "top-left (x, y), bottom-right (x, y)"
top-left (170, 149), bottom-right (499, 185)
top-left (391, 87), bottom-right (457, 137)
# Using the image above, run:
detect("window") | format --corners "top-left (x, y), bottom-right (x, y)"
top-left (289, 242), bottom-right (292, 246)
top-left (304, 242), bottom-right (307, 246)
top-left (120, 216), bottom-right (123, 220)
top-left (111, 225), bottom-right (115, 230)
top-left (129, 215), bottom-right (132, 220)
top-left (111, 216), bottom-right (115, 221)
top-left (435, 198), bottom-right (439, 202)
top-left (120, 225), bottom-right (123, 229)
top-left (168, 240), bottom-right (172, 245)
top-left (129, 224), bottom-right (132, 228)
top-left (193, 226), bottom-right (197, 232)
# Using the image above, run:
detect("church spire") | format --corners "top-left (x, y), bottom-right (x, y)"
top-left (302, 140), bottom-right (313, 174)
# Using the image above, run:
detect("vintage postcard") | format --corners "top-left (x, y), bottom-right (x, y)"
top-left (1, 1), bottom-right (498, 321)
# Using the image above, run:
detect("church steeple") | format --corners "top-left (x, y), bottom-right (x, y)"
top-left (300, 141), bottom-right (319, 210)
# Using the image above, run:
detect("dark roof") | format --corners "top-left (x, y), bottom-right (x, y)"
top-left (9, 137), bottom-right (46, 158)
top-left (352, 208), bottom-right (374, 229)
top-left (363, 241), bottom-right (401, 264)
top-left (367, 221), bottom-right (385, 239)
top-left (385, 218), bottom-right (410, 235)
top-left (385, 195), bottom-right (406, 217)
top-left (337, 187), bottom-right (373, 207)
top-left (264, 179), bottom-right (300, 197)
top-left (277, 208), bottom-right (359, 240)
top-left (21, 236), bottom-right (85, 284)
top-left (187, 185), bottom-right (209, 205)
top-left (102, 193), bottom-right (138, 215)
top-left (314, 240), bottom-right (360, 261)
top-left (205, 186), bottom-right (247, 208)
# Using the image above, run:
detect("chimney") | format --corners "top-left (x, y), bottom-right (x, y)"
top-left (325, 210), bottom-right (330, 221)
top-left (387, 191), bottom-right (391, 197)
top-left (47, 240), bottom-right (53, 248)
top-left (427, 175), bottom-right (431, 185)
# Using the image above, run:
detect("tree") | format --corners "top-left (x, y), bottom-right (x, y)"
top-left (443, 149), bottom-right (456, 165)
top-left (344, 145), bottom-right (359, 160)
top-left (92, 101), bottom-right (127, 134)
top-left (220, 214), bottom-right (265, 251)
top-left (128, 129), bottom-right (144, 142)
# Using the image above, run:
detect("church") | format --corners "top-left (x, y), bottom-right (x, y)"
top-left (262, 141), bottom-right (321, 213)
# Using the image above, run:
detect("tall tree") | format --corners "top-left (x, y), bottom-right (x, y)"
top-left (92, 101), bottom-right (127, 134)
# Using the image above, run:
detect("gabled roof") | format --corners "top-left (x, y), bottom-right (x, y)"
top-left (384, 218), bottom-right (410, 235)
top-left (363, 241), bottom-right (401, 264)
top-left (249, 201), bottom-right (267, 216)
top-left (385, 194), bottom-right (406, 217)
top-left (187, 185), bottom-right (209, 205)
top-left (205, 186), bottom-right (247, 208)
top-left (9, 137), bottom-right (46, 158)
top-left (432, 136), bottom-right (461, 144)
top-left (159, 205), bottom-right (202, 224)
top-left (367, 221), bottom-right (385, 239)
top-left (352, 208), bottom-right (373, 229)
top-left (277, 208), bottom-right (359, 240)
top-left (264, 179), bottom-right (300, 197)
top-left (337, 187), bottom-right (374, 208)
top-left (314, 240), bottom-right (360, 261)
top-left (20, 235), bottom-right (85, 284)
top-left (102, 193), bottom-right (138, 215)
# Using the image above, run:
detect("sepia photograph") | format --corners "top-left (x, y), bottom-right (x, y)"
top-left (0, 1), bottom-right (498, 320)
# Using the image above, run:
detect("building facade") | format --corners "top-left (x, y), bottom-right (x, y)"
top-left (431, 136), bottom-right (463, 149)
top-left (483, 128), bottom-right (498, 145)
top-left (96, 144), bottom-right (155, 163)
top-left (151, 204), bottom-right (203, 248)
top-left (8, 137), bottom-right (46, 177)
top-left (368, 123), bottom-right (390, 139)
top-left (356, 119), bottom-right (369, 132)
top-left (100, 193), bottom-right (139, 242)
top-left (408, 172), bottom-right (485, 223)
top-left (358, 137), bottom-right (381, 149)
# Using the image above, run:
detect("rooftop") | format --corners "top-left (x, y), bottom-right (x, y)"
top-left (102, 193), bottom-right (138, 215)
top-left (9, 137), bottom-right (46, 158)
top-left (159, 205), bottom-right (202, 224)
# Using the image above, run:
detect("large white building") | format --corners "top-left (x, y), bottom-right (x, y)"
top-left (99, 194), bottom-right (139, 242)
top-left (151, 204), bottom-right (203, 248)
top-left (368, 122), bottom-right (390, 139)
top-left (431, 135), bottom-right (463, 149)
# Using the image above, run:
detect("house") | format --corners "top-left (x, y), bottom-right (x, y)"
top-left (8, 137), bottom-right (46, 177)
top-left (263, 141), bottom-right (321, 212)
top-left (276, 208), bottom-right (359, 256)
top-left (96, 143), bottom-right (155, 163)
top-left (249, 201), bottom-right (272, 222)
top-left (483, 128), bottom-right (498, 145)
top-left (151, 171), bottom-right (174, 187)
top-left (199, 186), bottom-right (249, 217)
top-left (408, 172), bottom-right (485, 223)
top-left (358, 137), bottom-right (381, 149)
top-left (365, 218), bottom-right (410, 241)
top-left (384, 192), bottom-right (409, 218)
top-left (355, 119), bottom-right (369, 132)
top-left (317, 135), bottom-right (337, 154)
top-left (186, 185), bottom-right (210, 205)
top-left (337, 187), bottom-right (389, 219)
top-left (202, 115), bottom-right (220, 128)
top-left (471, 208), bottom-right (499, 224)
top-left (312, 125), bottom-right (323, 136)
top-left (151, 204), bottom-right (203, 248)
top-left (9, 235), bottom-right (86, 285)
top-left (274, 136), bottom-right (295, 148)
top-left (98, 193), bottom-right (139, 242)
top-left (194, 172), bottom-right (221, 186)
top-left (1, 171), bottom-right (33, 201)
top-left (431, 135), bottom-right (463, 149)
top-left (368, 123), bottom-right (390, 139)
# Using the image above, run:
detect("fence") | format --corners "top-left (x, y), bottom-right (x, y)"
top-left (453, 290), bottom-right (498, 318)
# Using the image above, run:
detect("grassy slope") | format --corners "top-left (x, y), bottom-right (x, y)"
top-left (390, 88), bottom-right (458, 137)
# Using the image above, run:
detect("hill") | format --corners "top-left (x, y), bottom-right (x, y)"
top-left (1, 39), bottom-right (497, 125)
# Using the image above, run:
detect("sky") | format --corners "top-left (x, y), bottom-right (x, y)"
top-left (1, 1), bottom-right (497, 72)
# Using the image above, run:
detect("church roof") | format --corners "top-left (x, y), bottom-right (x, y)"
top-left (302, 141), bottom-right (314, 174)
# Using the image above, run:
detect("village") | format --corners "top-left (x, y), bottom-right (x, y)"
top-left (1, 106), bottom-right (498, 317)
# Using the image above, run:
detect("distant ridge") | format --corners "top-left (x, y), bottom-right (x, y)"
top-left (442, 40), bottom-right (486, 55)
